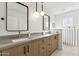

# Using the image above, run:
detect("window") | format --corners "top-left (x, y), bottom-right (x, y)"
top-left (63, 17), bottom-right (73, 27)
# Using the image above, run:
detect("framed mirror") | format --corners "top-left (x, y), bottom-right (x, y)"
top-left (6, 2), bottom-right (29, 32)
top-left (43, 15), bottom-right (50, 32)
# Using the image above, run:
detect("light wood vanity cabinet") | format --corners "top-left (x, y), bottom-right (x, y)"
top-left (1, 34), bottom-right (58, 56)
top-left (41, 36), bottom-right (57, 56)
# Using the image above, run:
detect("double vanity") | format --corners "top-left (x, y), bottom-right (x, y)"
top-left (0, 33), bottom-right (58, 56)
top-left (0, 2), bottom-right (59, 56)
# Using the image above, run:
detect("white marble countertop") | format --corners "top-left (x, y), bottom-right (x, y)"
top-left (0, 33), bottom-right (58, 51)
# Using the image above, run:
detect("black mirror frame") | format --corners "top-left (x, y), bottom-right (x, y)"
top-left (42, 15), bottom-right (50, 31)
top-left (6, 2), bottom-right (29, 32)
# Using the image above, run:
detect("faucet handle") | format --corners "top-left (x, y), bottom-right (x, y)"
top-left (28, 32), bottom-right (30, 38)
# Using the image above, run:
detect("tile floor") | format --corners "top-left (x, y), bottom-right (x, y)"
top-left (51, 45), bottom-right (78, 56)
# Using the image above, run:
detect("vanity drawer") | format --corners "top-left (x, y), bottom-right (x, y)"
top-left (38, 38), bottom-right (46, 45)
top-left (38, 45), bottom-right (47, 56)
top-left (51, 38), bottom-right (58, 52)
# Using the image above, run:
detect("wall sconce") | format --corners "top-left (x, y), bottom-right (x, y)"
top-left (40, 2), bottom-right (45, 16)
top-left (34, 2), bottom-right (39, 18)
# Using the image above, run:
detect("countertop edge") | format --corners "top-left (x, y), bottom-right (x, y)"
top-left (0, 33), bottom-right (58, 51)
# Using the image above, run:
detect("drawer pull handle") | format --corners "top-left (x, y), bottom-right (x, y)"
top-left (24, 46), bottom-right (26, 54)
top-left (42, 47), bottom-right (44, 49)
top-left (42, 40), bottom-right (44, 42)
top-left (54, 36), bottom-right (56, 39)
top-left (27, 45), bottom-right (29, 53)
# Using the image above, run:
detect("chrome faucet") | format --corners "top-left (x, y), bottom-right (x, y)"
top-left (42, 31), bottom-right (45, 35)
top-left (18, 31), bottom-right (21, 38)
top-left (28, 32), bottom-right (31, 38)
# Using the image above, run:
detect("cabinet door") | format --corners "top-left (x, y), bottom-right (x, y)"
top-left (25, 42), bottom-right (34, 56)
top-left (2, 47), bottom-right (18, 56)
top-left (38, 38), bottom-right (47, 56)
top-left (39, 44), bottom-right (47, 56)
top-left (51, 35), bottom-right (58, 52)
top-left (38, 38), bottom-right (47, 45)
top-left (53, 35), bottom-right (58, 49)
top-left (17, 45), bottom-right (26, 56)
top-left (33, 40), bottom-right (39, 56)
top-left (46, 37), bottom-right (52, 55)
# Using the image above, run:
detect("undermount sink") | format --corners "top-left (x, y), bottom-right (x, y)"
top-left (12, 38), bottom-right (28, 42)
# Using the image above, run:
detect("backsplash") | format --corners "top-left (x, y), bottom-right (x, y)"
top-left (0, 32), bottom-right (43, 40)
top-left (0, 34), bottom-right (28, 40)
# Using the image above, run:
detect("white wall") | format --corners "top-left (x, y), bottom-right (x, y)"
top-left (0, 2), bottom-right (43, 36)
top-left (0, 3), bottom-right (19, 36)
top-left (26, 2), bottom-right (42, 33)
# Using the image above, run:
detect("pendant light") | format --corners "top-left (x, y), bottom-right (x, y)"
top-left (34, 2), bottom-right (39, 18)
top-left (40, 2), bottom-right (45, 16)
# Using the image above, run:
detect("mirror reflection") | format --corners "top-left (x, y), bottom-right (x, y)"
top-left (6, 2), bottom-right (28, 31)
top-left (43, 15), bottom-right (50, 32)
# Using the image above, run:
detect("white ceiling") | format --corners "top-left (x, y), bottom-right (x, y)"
top-left (44, 2), bottom-right (79, 15)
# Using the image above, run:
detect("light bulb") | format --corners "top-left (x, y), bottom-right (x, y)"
top-left (40, 11), bottom-right (45, 16)
top-left (34, 11), bottom-right (39, 18)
